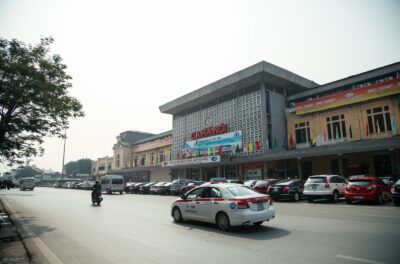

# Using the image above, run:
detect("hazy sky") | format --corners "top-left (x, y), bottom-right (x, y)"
top-left (1, 0), bottom-right (399, 173)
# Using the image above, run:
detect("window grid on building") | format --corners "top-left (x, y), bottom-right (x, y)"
top-left (367, 106), bottom-right (392, 134)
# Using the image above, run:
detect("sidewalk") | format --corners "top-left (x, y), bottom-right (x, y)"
top-left (0, 198), bottom-right (30, 264)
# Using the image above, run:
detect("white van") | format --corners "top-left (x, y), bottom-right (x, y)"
top-left (100, 175), bottom-right (124, 194)
top-left (20, 177), bottom-right (35, 191)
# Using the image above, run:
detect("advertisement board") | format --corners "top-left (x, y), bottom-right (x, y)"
top-left (296, 78), bottom-right (400, 115)
top-left (182, 131), bottom-right (243, 154)
top-left (161, 156), bottom-right (220, 167)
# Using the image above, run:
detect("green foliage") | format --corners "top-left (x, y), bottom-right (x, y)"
top-left (64, 158), bottom-right (92, 176)
top-left (14, 166), bottom-right (39, 179)
top-left (0, 37), bottom-right (84, 166)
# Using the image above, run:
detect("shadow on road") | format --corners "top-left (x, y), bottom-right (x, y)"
top-left (15, 216), bottom-right (56, 238)
top-left (174, 221), bottom-right (291, 240)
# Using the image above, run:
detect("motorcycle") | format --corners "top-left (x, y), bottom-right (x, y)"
top-left (92, 191), bottom-right (103, 206)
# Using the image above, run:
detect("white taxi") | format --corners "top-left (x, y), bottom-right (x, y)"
top-left (171, 183), bottom-right (275, 231)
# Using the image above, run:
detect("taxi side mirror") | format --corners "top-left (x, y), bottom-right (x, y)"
top-left (180, 194), bottom-right (187, 200)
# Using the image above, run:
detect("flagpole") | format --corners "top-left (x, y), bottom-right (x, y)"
top-left (61, 129), bottom-right (67, 184)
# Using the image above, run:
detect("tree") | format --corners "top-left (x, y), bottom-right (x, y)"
top-left (14, 166), bottom-right (40, 179)
top-left (64, 158), bottom-right (92, 176)
top-left (0, 37), bottom-right (84, 166)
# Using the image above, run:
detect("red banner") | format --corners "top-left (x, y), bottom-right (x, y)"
top-left (296, 78), bottom-right (400, 115)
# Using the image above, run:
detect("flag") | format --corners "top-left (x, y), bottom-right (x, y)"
top-left (249, 142), bottom-right (253, 152)
top-left (335, 126), bottom-right (340, 139)
top-left (311, 132), bottom-right (316, 145)
top-left (212, 146), bottom-right (216, 155)
top-left (323, 129), bottom-right (327, 142)
top-left (243, 143), bottom-right (247, 153)
top-left (207, 146), bottom-right (211, 156)
top-left (376, 120), bottom-right (380, 134)
top-left (349, 125), bottom-right (353, 138)
top-left (255, 141), bottom-right (260, 151)
top-left (193, 149), bottom-right (197, 158)
top-left (365, 123), bottom-right (369, 137)
top-left (272, 137), bottom-right (278, 149)
top-left (289, 134), bottom-right (294, 148)
top-left (218, 145), bottom-right (222, 154)
top-left (203, 148), bottom-right (207, 156)
top-left (392, 116), bottom-right (398, 134)
top-left (235, 144), bottom-right (240, 154)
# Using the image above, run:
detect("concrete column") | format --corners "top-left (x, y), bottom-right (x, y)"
top-left (390, 149), bottom-right (398, 176)
top-left (218, 165), bottom-right (222, 178)
top-left (238, 164), bottom-right (243, 181)
top-left (263, 161), bottom-right (268, 179)
top-left (199, 167), bottom-right (204, 181)
top-left (297, 157), bottom-right (303, 180)
top-left (338, 154), bottom-right (344, 176)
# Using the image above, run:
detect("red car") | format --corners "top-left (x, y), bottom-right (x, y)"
top-left (253, 179), bottom-right (281, 194)
top-left (345, 177), bottom-right (392, 204)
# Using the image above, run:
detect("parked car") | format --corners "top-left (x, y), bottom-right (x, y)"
top-left (171, 183), bottom-right (275, 231)
top-left (253, 179), bottom-right (281, 194)
top-left (210, 177), bottom-right (227, 184)
top-left (303, 175), bottom-right (347, 203)
top-left (244, 180), bottom-right (258, 188)
top-left (182, 181), bottom-right (205, 194)
top-left (150, 182), bottom-right (167, 194)
top-left (170, 179), bottom-right (195, 195)
top-left (124, 182), bottom-right (136, 193)
top-left (380, 176), bottom-right (395, 186)
top-left (345, 177), bottom-right (392, 204)
top-left (267, 179), bottom-right (304, 201)
top-left (226, 180), bottom-right (244, 184)
top-left (391, 179), bottom-right (400, 206)
top-left (131, 182), bottom-right (147, 194)
top-left (159, 182), bottom-right (172, 195)
top-left (139, 182), bottom-right (157, 194)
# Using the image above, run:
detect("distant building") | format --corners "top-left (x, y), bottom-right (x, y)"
top-left (91, 156), bottom-right (113, 179)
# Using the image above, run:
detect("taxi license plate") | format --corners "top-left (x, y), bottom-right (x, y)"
top-left (354, 196), bottom-right (363, 199)
top-left (257, 203), bottom-right (264, 211)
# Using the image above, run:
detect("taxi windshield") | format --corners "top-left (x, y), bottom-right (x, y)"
top-left (227, 186), bottom-right (259, 197)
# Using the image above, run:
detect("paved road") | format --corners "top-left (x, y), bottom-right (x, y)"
top-left (1, 187), bottom-right (399, 264)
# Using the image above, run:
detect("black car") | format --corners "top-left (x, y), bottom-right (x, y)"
top-left (169, 179), bottom-right (194, 195)
top-left (267, 179), bottom-right (304, 202)
top-left (139, 182), bottom-right (157, 194)
top-left (391, 179), bottom-right (400, 206)
top-left (131, 182), bottom-right (147, 194)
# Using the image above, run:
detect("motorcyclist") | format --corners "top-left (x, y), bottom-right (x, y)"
top-left (91, 180), bottom-right (102, 201)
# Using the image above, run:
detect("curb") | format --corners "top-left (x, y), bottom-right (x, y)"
top-left (0, 198), bottom-right (31, 264)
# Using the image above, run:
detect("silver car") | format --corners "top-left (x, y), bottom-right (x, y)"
top-left (303, 175), bottom-right (347, 203)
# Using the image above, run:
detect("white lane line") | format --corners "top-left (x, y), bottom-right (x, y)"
top-left (360, 214), bottom-right (400, 219)
top-left (336, 254), bottom-right (386, 264)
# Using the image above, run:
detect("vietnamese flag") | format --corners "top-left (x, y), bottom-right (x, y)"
top-left (289, 134), bottom-right (294, 148)
top-left (366, 123), bottom-right (369, 137)
top-left (255, 141), bottom-right (260, 151)
top-left (243, 143), bottom-right (247, 153)
top-left (218, 145), bottom-right (222, 154)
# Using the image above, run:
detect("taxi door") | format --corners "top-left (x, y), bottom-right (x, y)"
top-left (183, 187), bottom-right (204, 220)
top-left (196, 187), bottom-right (222, 221)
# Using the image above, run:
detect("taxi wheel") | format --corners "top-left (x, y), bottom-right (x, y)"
top-left (216, 212), bottom-right (230, 231)
top-left (172, 207), bottom-right (183, 223)
top-left (253, 221), bottom-right (263, 226)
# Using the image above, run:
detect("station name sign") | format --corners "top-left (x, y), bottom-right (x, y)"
top-left (191, 123), bottom-right (228, 140)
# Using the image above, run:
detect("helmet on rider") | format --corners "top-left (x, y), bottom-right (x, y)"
top-left (95, 180), bottom-right (99, 184)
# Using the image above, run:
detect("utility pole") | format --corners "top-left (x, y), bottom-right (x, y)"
top-left (61, 129), bottom-right (67, 184)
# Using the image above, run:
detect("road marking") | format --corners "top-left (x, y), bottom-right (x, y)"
top-left (360, 214), bottom-right (400, 219)
top-left (336, 254), bottom-right (386, 264)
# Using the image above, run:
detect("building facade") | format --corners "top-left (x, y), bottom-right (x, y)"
top-left (91, 156), bottom-right (114, 179)
top-left (160, 61), bottom-right (400, 181)
top-left (110, 130), bottom-right (173, 182)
